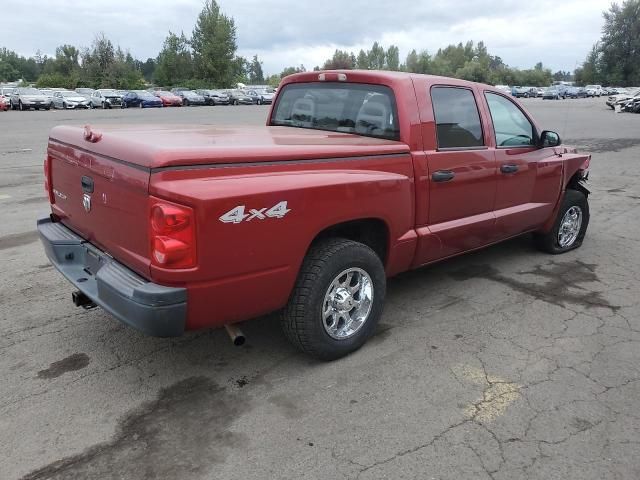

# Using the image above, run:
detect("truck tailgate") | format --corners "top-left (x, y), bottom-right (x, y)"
top-left (47, 138), bottom-right (151, 278)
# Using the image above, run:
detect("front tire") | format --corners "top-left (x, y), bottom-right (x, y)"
top-left (281, 238), bottom-right (386, 361)
top-left (534, 189), bottom-right (589, 254)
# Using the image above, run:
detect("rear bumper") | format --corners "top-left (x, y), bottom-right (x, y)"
top-left (37, 216), bottom-right (187, 337)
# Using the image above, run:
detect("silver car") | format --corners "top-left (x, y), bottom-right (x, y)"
top-left (90, 89), bottom-right (123, 109)
top-left (10, 87), bottom-right (51, 110)
top-left (75, 88), bottom-right (95, 100)
top-left (52, 90), bottom-right (91, 109)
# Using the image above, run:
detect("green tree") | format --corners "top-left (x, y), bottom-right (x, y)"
top-left (191, 0), bottom-right (238, 87)
top-left (600, 0), bottom-right (640, 85)
top-left (404, 49), bottom-right (430, 73)
top-left (81, 33), bottom-right (116, 87)
top-left (154, 31), bottom-right (193, 86)
top-left (323, 49), bottom-right (355, 70)
top-left (247, 55), bottom-right (264, 83)
top-left (356, 49), bottom-right (369, 69)
top-left (368, 42), bottom-right (386, 69)
top-left (281, 65), bottom-right (306, 77)
top-left (385, 45), bottom-right (400, 71)
top-left (136, 58), bottom-right (157, 82)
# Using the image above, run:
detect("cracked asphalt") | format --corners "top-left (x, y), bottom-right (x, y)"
top-left (1, 98), bottom-right (639, 480)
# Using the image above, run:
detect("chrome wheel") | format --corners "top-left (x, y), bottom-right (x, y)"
top-left (558, 206), bottom-right (583, 248)
top-left (322, 268), bottom-right (373, 340)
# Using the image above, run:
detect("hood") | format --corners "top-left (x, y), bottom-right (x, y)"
top-left (23, 95), bottom-right (48, 101)
top-left (610, 93), bottom-right (635, 101)
top-left (48, 125), bottom-right (409, 170)
top-left (65, 96), bottom-right (89, 102)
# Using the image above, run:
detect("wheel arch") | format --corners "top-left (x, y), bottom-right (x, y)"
top-left (307, 218), bottom-right (390, 266)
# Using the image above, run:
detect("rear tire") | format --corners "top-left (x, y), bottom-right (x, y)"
top-left (281, 238), bottom-right (386, 361)
top-left (534, 189), bottom-right (589, 254)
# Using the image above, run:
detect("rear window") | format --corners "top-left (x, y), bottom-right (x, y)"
top-left (271, 82), bottom-right (400, 140)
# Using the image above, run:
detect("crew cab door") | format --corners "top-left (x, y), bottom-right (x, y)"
top-left (481, 92), bottom-right (563, 239)
top-left (414, 85), bottom-right (497, 263)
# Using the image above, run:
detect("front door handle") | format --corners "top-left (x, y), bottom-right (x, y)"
top-left (432, 170), bottom-right (455, 182)
top-left (500, 164), bottom-right (519, 174)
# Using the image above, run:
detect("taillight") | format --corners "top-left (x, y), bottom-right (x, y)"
top-left (149, 198), bottom-right (196, 269)
top-left (44, 155), bottom-right (54, 203)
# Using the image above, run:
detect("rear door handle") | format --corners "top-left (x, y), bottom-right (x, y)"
top-left (432, 170), bottom-right (455, 182)
top-left (500, 164), bottom-right (519, 174)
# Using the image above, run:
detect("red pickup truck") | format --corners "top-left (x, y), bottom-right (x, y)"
top-left (38, 71), bottom-right (590, 360)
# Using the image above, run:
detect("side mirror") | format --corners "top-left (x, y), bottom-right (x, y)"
top-left (539, 130), bottom-right (561, 148)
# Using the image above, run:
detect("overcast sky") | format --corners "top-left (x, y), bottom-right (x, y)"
top-left (5, 0), bottom-right (611, 75)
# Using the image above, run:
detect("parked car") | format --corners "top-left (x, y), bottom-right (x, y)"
top-left (542, 87), bottom-right (562, 100)
top-left (606, 88), bottom-right (640, 109)
top-left (74, 88), bottom-right (95, 100)
top-left (618, 94), bottom-right (640, 112)
top-left (555, 84), bottom-right (570, 98)
top-left (566, 87), bottom-right (588, 99)
top-left (0, 86), bottom-right (15, 97)
top-left (195, 89), bottom-right (216, 106)
top-left (40, 89), bottom-right (56, 104)
top-left (10, 87), bottom-right (52, 110)
top-left (208, 90), bottom-right (231, 105)
top-left (52, 90), bottom-right (91, 109)
top-left (90, 89), bottom-right (123, 109)
top-left (195, 89), bottom-right (231, 106)
top-left (511, 86), bottom-right (536, 98)
top-left (228, 89), bottom-right (253, 105)
top-left (176, 90), bottom-right (206, 106)
top-left (0, 95), bottom-right (8, 111)
top-left (535, 87), bottom-right (545, 98)
top-left (39, 70), bottom-right (591, 360)
top-left (245, 88), bottom-right (275, 105)
top-left (621, 97), bottom-right (640, 112)
top-left (170, 87), bottom-right (190, 94)
top-left (121, 90), bottom-right (163, 108)
top-left (494, 85), bottom-right (511, 95)
top-left (154, 91), bottom-right (183, 107)
top-left (584, 85), bottom-right (604, 97)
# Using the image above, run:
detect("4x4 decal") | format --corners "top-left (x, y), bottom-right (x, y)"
top-left (219, 201), bottom-right (291, 224)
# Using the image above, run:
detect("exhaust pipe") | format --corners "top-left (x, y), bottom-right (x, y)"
top-left (224, 324), bottom-right (246, 346)
top-left (72, 290), bottom-right (96, 309)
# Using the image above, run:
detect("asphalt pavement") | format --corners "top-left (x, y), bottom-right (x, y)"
top-left (1, 98), bottom-right (639, 480)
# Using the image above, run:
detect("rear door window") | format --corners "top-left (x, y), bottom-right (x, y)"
top-left (430, 87), bottom-right (484, 149)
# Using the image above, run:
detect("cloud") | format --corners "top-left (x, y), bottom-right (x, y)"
top-left (3, 0), bottom-right (610, 76)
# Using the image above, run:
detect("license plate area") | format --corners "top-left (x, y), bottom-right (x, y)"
top-left (84, 245), bottom-right (106, 276)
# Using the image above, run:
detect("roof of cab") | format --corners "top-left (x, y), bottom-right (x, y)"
top-left (281, 69), bottom-right (504, 94)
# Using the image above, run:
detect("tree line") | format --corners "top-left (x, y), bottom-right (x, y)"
top-left (575, 0), bottom-right (640, 86)
top-left (2, 0), bottom-right (636, 89)
top-left (299, 41), bottom-right (561, 87)
top-left (0, 0), bottom-right (263, 90)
